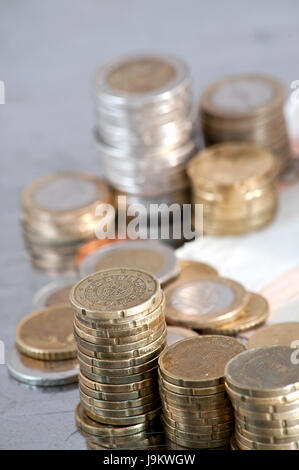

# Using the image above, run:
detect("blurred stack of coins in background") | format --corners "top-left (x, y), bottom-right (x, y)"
top-left (8, 304), bottom-right (79, 387)
top-left (70, 268), bottom-right (167, 449)
top-left (20, 173), bottom-right (114, 275)
top-left (79, 240), bottom-right (180, 288)
top-left (93, 54), bottom-right (197, 246)
top-left (199, 74), bottom-right (290, 174)
top-left (165, 273), bottom-right (269, 335)
top-left (225, 346), bottom-right (299, 450)
top-left (158, 337), bottom-right (246, 449)
top-left (187, 142), bottom-right (278, 235)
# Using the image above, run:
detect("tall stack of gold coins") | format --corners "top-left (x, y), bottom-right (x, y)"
top-left (187, 142), bottom-right (278, 235)
top-left (70, 268), bottom-right (167, 449)
top-left (20, 172), bottom-right (114, 275)
top-left (225, 346), bottom-right (299, 450)
top-left (158, 336), bottom-right (246, 449)
top-left (93, 54), bottom-right (196, 244)
top-left (199, 74), bottom-right (290, 173)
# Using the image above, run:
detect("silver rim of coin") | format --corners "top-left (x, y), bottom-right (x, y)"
top-left (7, 347), bottom-right (79, 387)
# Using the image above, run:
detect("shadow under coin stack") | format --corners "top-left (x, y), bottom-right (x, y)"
top-left (187, 142), bottom-right (278, 235)
top-left (158, 336), bottom-right (246, 449)
top-left (225, 346), bottom-right (299, 450)
top-left (70, 267), bottom-right (167, 450)
top-left (93, 54), bottom-right (196, 245)
top-left (8, 305), bottom-right (78, 387)
top-left (20, 172), bottom-right (114, 275)
top-left (199, 74), bottom-right (290, 174)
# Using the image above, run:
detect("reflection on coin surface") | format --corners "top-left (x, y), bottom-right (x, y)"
top-left (71, 268), bottom-right (160, 318)
top-left (16, 304), bottom-right (76, 360)
top-left (7, 347), bottom-right (78, 386)
top-left (107, 58), bottom-right (176, 93)
top-left (166, 326), bottom-right (199, 346)
top-left (225, 346), bottom-right (299, 395)
top-left (79, 241), bottom-right (179, 286)
top-left (204, 293), bottom-right (269, 335)
top-left (159, 336), bottom-right (245, 386)
top-left (248, 322), bottom-right (299, 349)
top-left (165, 276), bottom-right (248, 329)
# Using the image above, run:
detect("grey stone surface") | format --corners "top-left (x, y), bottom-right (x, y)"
top-left (0, 0), bottom-right (298, 449)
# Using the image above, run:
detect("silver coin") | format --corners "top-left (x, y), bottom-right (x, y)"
top-left (7, 347), bottom-right (79, 387)
top-left (79, 240), bottom-right (180, 286)
top-left (32, 277), bottom-right (78, 310)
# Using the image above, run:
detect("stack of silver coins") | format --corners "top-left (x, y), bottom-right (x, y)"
top-left (93, 54), bottom-right (196, 244)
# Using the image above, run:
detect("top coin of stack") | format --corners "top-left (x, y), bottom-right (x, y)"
top-left (199, 74), bottom-right (290, 173)
top-left (187, 142), bottom-right (278, 235)
top-left (159, 336), bottom-right (246, 449)
top-left (225, 346), bottom-right (299, 450)
top-left (70, 268), bottom-right (167, 428)
top-left (20, 172), bottom-right (114, 275)
top-left (93, 54), bottom-right (196, 199)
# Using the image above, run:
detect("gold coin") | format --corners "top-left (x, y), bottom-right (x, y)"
top-left (166, 326), bottom-right (199, 346)
top-left (230, 435), bottom-right (239, 450)
top-left (16, 304), bottom-right (76, 360)
top-left (160, 393), bottom-right (231, 412)
top-left (228, 395), bottom-right (299, 415)
top-left (159, 336), bottom-right (246, 387)
top-left (187, 143), bottom-right (277, 189)
top-left (70, 268), bottom-right (161, 319)
top-left (162, 401), bottom-right (232, 420)
top-left (79, 387), bottom-right (159, 410)
top-left (248, 322), bottom-right (299, 349)
top-left (165, 276), bottom-right (248, 329)
top-left (163, 419), bottom-right (232, 442)
top-left (225, 382), bottom-right (299, 406)
top-left (225, 345), bottom-right (299, 398)
top-left (79, 371), bottom-right (155, 394)
top-left (75, 402), bottom-right (160, 437)
top-left (179, 260), bottom-right (218, 278)
top-left (75, 327), bottom-right (167, 360)
top-left (233, 404), bottom-right (299, 423)
top-left (159, 385), bottom-right (228, 406)
top-left (83, 403), bottom-right (162, 426)
top-left (44, 285), bottom-right (73, 307)
top-left (79, 381), bottom-right (155, 402)
top-left (163, 413), bottom-right (234, 434)
top-left (236, 419), bottom-right (299, 439)
top-left (81, 397), bottom-right (161, 418)
top-left (73, 319), bottom-right (165, 348)
top-left (236, 423), bottom-right (299, 445)
top-left (163, 426), bottom-right (230, 449)
top-left (74, 292), bottom-right (166, 331)
top-left (78, 353), bottom-right (159, 377)
top-left (235, 429), bottom-right (299, 450)
top-left (234, 409), bottom-right (299, 429)
top-left (203, 293), bottom-right (269, 335)
top-left (158, 372), bottom-right (225, 396)
top-left (79, 363), bottom-right (158, 385)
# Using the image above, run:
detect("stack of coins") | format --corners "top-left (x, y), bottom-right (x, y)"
top-left (8, 304), bottom-right (78, 386)
top-left (199, 74), bottom-right (290, 173)
top-left (158, 336), bottom-right (246, 449)
top-left (70, 268), bottom-right (167, 431)
top-left (78, 240), bottom-right (180, 287)
top-left (225, 346), bottom-right (299, 450)
top-left (93, 54), bottom-right (196, 241)
top-left (187, 142), bottom-right (278, 235)
top-left (20, 172), bottom-right (114, 275)
top-left (165, 274), bottom-right (269, 334)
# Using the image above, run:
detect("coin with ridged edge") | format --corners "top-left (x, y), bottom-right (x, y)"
top-left (70, 268), bottom-right (161, 319)
top-left (15, 304), bottom-right (76, 360)
top-left (159, 336), bottom-right (246, 388)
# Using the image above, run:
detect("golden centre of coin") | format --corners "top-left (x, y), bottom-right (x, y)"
top-left (225, 345), bottom-right (299, 395)
top-left (159, 336), bottom-right (246, 386)
top-left (44, 285), bottom-right (73, 307)
top-left (94, 248), bottom-right (164, 274)
top-left (165, 276), bottom-right (248, 328)
top-left (71, 268), bottom-right (160, 316)
top-left (248, 322), bottom-right (299, 349)
top-left (107, 57), bottom-right (176, 93)
top-left (178, 260), bottom-right (218, 279)
top-left (16, 304), bottom-right (76, 360)
top-left (187, 143), bottom-right (275, 187)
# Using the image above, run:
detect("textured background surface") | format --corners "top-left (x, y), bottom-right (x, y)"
top-left (1, 0), bottom-right (299, 449)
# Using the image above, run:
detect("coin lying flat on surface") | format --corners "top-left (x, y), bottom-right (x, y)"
top-left (165, 276), bottom-right (248, 329)
top-left (32, 279), bottom-right (77, 309)
top-left (248, 322), bottom-right (299, 349)
top-left (166, 326), bottom-right (199, 346)
top-left (79, 240), bottom-right (180, 286)
top-left (7, 347), bottom-right (78, 386)
top-left (16, 304), bottom-right (76, 360)
top-left (203, 293), bottom-right (269, 335)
